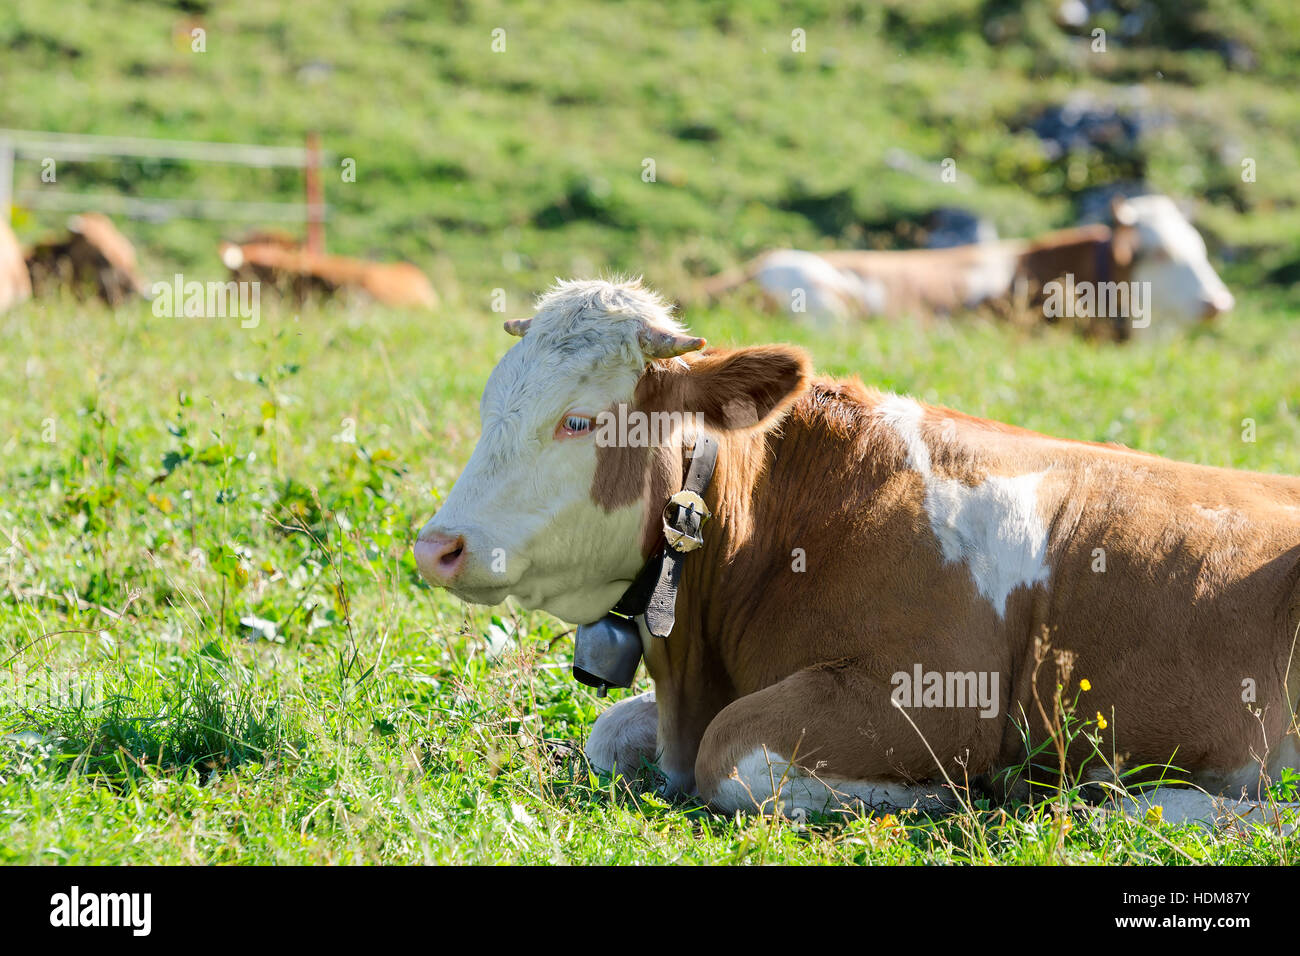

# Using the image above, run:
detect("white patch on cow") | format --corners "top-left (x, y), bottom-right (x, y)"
top-left (876, 394), bottom-right (1051, 617)
top-left (1191, 503), bottom-right (1246, 530)
top-left (1115, 787), bottom-right (1299, 835)
top-left (585, 690), bottom-right (659, 779)
top-left (708, 747), bottom-right (950, 816)
top-left (753, 250), bottom-right (885, 320)
top-left (961, 242), bottom-right (1020, 307)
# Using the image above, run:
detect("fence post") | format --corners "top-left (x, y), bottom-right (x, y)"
top-left (305, 131), bottom-right (324, 254)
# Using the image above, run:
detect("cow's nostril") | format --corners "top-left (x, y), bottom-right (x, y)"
top-left (1202, 291), bottom-right (1235, 321)
top-left (414, 531), bottom-right (468, 585)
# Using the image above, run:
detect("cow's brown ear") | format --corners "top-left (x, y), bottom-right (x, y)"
top-left (676, 345), bottom-right (811, 430)
top-left (1111, 223), bottom-right (1139, 268)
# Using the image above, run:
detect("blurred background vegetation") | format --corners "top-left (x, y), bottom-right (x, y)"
top-left (4, 0), bottom-right (1300, 304)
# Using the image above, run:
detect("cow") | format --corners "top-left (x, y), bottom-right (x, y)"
top-left (414, 278), bottom-right (1300, 826)
top-left (25, 213), bottom-right (150, 306)
top-left (698, 195), bottom-right (1235, 338)
top-left (219, 237), bottom-right (438, 309)
top-left (1, 219), bottom-right (32, 314)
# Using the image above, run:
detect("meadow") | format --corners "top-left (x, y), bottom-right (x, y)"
top-left (2, 0), bottom-right (1300, 864)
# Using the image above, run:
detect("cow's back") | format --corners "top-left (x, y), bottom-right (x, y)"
top-left (820, 243), bottom-right (1022, 317)
top-left (361, 262), bottom-right (438, 308)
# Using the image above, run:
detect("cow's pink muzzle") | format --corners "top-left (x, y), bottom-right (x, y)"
top-left (414, 530), bottom-right (467, 585)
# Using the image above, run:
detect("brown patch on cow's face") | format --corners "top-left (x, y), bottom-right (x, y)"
top-left (591, 430), bottom-right (651, 513)
top-left (589, 345), bottom-right (812, 557)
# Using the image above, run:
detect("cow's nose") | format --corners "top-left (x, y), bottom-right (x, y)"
top-left (1202, 290), bottom-right (1235, 320)
top-left (414, 530), bottom-right (467, 585)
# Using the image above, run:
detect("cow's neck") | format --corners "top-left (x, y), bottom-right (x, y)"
top-left (638, 422), bottom-right (772, 789)
top-left (642, 406), bottom-right (861, 790)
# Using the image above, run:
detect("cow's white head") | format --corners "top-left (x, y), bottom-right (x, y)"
top-left (415, 278), bottom-right (810, 624)
top-left (1111, 194), bottom-right (1235, 328)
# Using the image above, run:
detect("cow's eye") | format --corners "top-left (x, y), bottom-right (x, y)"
top-left (555, 414), bottom-right (594, 439)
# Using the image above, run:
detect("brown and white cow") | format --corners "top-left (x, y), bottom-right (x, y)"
top-left (415, 278), bottom-right (1297, 824)
top-left (25, 213), bottom-right (150, 306)
top-left (0, 219), bottom-right (32, 314)
top-left (219, 238), bottom-right (438, 309)
top-left (699, 195), bottom-right (1235, 338)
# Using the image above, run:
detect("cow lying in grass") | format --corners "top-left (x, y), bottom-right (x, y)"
top-left (219, 235), bottom-right (438, 309)
top-left (699, 195), bottom-right (1235, 338)
top-left (415, 278), bottom-right (1296, 825)
top-left (25, 213), bottom-right (150, 307)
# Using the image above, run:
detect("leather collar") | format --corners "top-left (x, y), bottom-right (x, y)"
top-left (608, 432), bottom-right (719, 638)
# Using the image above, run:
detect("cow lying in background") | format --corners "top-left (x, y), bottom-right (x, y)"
top-left (25, 213), bottom-right (149, 307)
top-left (416, 278), bottom-right (1297, 825)
top-left (0, 219), bottom-right (32, 314)
top-left (699, 195), bottom-right (1235, 338)
top-left (219, 235), bottom-right (438, 309)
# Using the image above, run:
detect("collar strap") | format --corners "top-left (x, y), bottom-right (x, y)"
top-left (609, 432), bottom-right (718, 637)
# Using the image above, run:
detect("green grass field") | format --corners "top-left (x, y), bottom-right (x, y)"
top-left (3, 0), bottom-right (1300, 864)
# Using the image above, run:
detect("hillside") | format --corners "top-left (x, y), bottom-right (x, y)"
top-left (4, 0), bottom-right (1300, 299)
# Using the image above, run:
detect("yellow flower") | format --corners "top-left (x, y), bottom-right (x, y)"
top-left (1079, 679), bottom-right (1091, 692)
top-left (868, 813), bottom-right (904, 842)
top-left (1145, 804), bottom-right (1164, 825)
top-left (1096, 711), bottom-right (1108, 730)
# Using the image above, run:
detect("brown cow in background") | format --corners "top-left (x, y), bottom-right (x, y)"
top-left (219, 234), bottom-right (438, 309)
top-left (25, 213), bottom-right (150, 306)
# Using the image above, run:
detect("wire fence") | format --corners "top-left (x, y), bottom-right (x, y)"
top-left (0, 129), bottom-right (333, 225)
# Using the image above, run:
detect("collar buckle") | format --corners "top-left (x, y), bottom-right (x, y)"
top-left (662, 490), bottom-right (711, 553)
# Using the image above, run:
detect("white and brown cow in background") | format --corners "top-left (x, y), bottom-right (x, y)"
top-left (416, 278), bottom-right (1297, 824)
top-left (698, 195), bottom-right (1235, 338)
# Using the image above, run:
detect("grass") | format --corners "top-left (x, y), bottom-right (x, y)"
top-left (3, 0), bottom-right (1300, 863)
top-left (2, 288), bottom-right (1300, 864)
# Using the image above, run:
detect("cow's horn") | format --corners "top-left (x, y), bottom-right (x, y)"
top-left (639, 326), bottom-right (706, 358)
top-left (503, 316), bottom-right (533, 337)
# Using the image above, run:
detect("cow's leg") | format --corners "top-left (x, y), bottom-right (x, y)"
top-left (694, 663), bottom-right (959, 816)
top-left (584, 690), bottom-right (659, 781)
